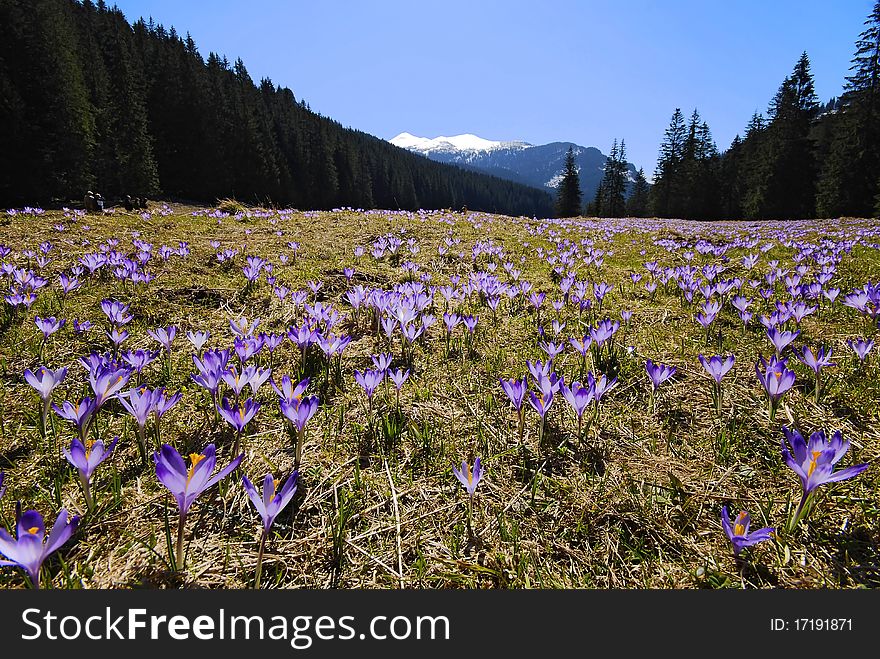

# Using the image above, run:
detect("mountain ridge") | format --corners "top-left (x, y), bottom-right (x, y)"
top-left (388, 133), bottom-right (640, 200)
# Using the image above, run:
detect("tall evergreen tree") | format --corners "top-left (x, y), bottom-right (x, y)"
top-left (651, 108), bottom-right (687, 217)
top-left (817, 1), bottom-right (880, 217)
top-left (555, 146), bottom-right (583, 217)
top-left (626, 167), bottom-right (650, 217)
top-left (598, 138), bottom-right (628, 217)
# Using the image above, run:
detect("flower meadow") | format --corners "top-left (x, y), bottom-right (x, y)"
top-left (0, 204), bottom-right (877, 589)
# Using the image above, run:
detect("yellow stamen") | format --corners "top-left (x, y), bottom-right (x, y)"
top-left (85, 439), bottom-right (96, 458)
top-left (466, 463), bottom-right (473, 485)
top-left (27, 527), bottom-right (39, 535)
top-left (807, 450), bottom-right (822, 477)
top-left (187, 453), bottom-right (207, 484)
top-left (734, 511), bottom-right (747, 536)
top-left (272, 479), bottom-right (279, 498)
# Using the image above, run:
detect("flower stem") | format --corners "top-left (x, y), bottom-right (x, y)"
top-left (175, 512), bottom-right (187, 571)
top-left (254, 528), bottom-right (267, 589)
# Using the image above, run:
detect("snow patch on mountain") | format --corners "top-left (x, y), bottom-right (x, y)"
top-left (390, 132), bottom-right (531, 154)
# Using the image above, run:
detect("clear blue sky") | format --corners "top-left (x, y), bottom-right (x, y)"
top-left (110, 0), bottom-right (872, 175)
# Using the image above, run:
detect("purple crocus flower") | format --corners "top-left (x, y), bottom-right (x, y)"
top-left (766, 327), bottom-right (800, 355)
top-left (24, 365), bottom-right (67, 438)
top-left (0, 472), bottom-right (5, 500)
top-left (755, 355), bottom-right (797, 421)
top-left (0, 508), bottom-right (80, 588)
top-left (453, 457), bottom-right (483, 497)
top-left (271, 375), bottom-right (310, 404)
top-left (243, 471), bottom-right (299, 534)
top-left (699, 354), bottom-right (735, 416)
top-left (34, 316), bottom-right (65, 339)
top-left (217, 397), bottom-right (260, 448)
top-left (389, 367), bottom-right (410, 390)
top-left (153, 443), bottom-right (243, 570)
top-left (24, 366), bottom-right (67, 403)
top-left (561, 381), bottom-right (594, 437)
top-left (781, 427), bottom-right (869, 530)
top-left (698, 354), bottom-right (735, 384)
top-left (721, 506), bottom-right (774, 557)
top-left (645, 359), bottom-right (676, 391)
top-left (797, 346), bottom-right (835, 402)
top-left (371, 352), bottom-right (393, 373)
top-left (153, 389), bottom-right (181, 417)
top-left (89, 365), bottom-right (131, 409)
top-left (106, 327), bottom-right (129, 348)
top-left (280, 395), bottom-right (320, 470)
top-left (73, 319), bottom-right (92, 334)
top-left (846, 337), bottom-right (874, 363)
top-left (355, 368), bottom-right (384, 402)
top-left (121, 348), bottom-right (160, 373)
top-left (527, 378), bottom-right (555, 419)
top-left (52, 397), bottom-right (96, 442)
top-left (186, 330), bottom-right (210, 352)
top-left (62, 436), bottom-right (119, 510)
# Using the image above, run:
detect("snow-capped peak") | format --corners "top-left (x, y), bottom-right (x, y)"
top-left (390, 132), bottom-right (530, 153)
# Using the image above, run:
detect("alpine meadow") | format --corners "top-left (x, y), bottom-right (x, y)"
top-left (1, 0), bottom-right (879, 594)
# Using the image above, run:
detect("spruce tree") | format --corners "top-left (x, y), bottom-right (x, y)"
top-left (599, 138), bottom-right (628, 217)
top-left (626, 168), bottom-right (650, 217)
top-left (651, 108), bottom-right (687, 217)
top-left (555, 146), bottom-right (583, 217)
top-left (817, 1), bottom-right (880, 217)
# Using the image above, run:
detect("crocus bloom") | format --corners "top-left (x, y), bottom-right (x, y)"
top-left (781, 427), bottom-right (869, 529)
top-left (0, 509), bottom-right (80, 588)
top-left (721, 506), bottom-right (774, 556)
top-left (53, 397), bottom-right (96, 442)
top-left (527, 375), bottom-right (556, 418)
top-left (500, 377), bottom-right (528, 411)
top-left (217, 397), bottom-right (260, 434)
top-left (271, 375), bottom-right (310, 404)
top-left (755, 355), bottom-right (796, 420)
top-left (121, 348), bottom-right (160, 373)
top-left (63, 436), bottom-right (119, 509)
top-left (153, 389), bottom-right (183, 419)
top-left (698, 354), bottom-right (735, 383)
top-left (354, 368), bottom-right (384, 400)
top-left (35, 316), bottom-right (65, 339)
top-left (766, 327), bottom-right (800, 355)
top-left (389, 367), bottom-right (410, 390)
top-left (645, 359), bottom-right (676, 391)
top-left (371, 353), bottom-right (393, 372)
top-left (147, 326), bottom-right (177, 353)
top-left (153, 443), bottom-right (243, 570)
top-left (782, 427), bottom-right (868, 497)
top-left (846, 337), bottom-right (873, 362)
top-left (797, 345), bottom-right (835, 374)
top-left (24, 365), bottom-right (67, 437)
top-left (118, 386), bottom-right (159, 429)
top-left (89, 364), bottom-right (132, 407)
top-left (280, 396), bottom-right (320, 434)
top-left (562, 381), bottom-right (594, 425)
top-left (242, 471), bottom-right (299, 533)
top-left (0, 472), bottom-right (5, 500)
top-left (186, 330), bottom-right (210, 352)
top-left (453, 457), bottom-right (483, 497)
top-left (24, 366), bottom-right (67, 402)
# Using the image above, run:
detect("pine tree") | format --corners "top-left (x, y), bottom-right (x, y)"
top-left (651, 108), bottom-right (687, 217)
top-left (598, 138), bottom-right (628, 217)
top-left (555, 146), bottom-right (583, 217)
top-left (626, 168), bottom-right (650, 217)
top-left (817, 1), bottom-right (880, 217)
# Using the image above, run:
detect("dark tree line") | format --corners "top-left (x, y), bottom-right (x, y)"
top-left (0, 0), bottom-right (554, 216)
top-left (650, 2), bottom-right (880, 220)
